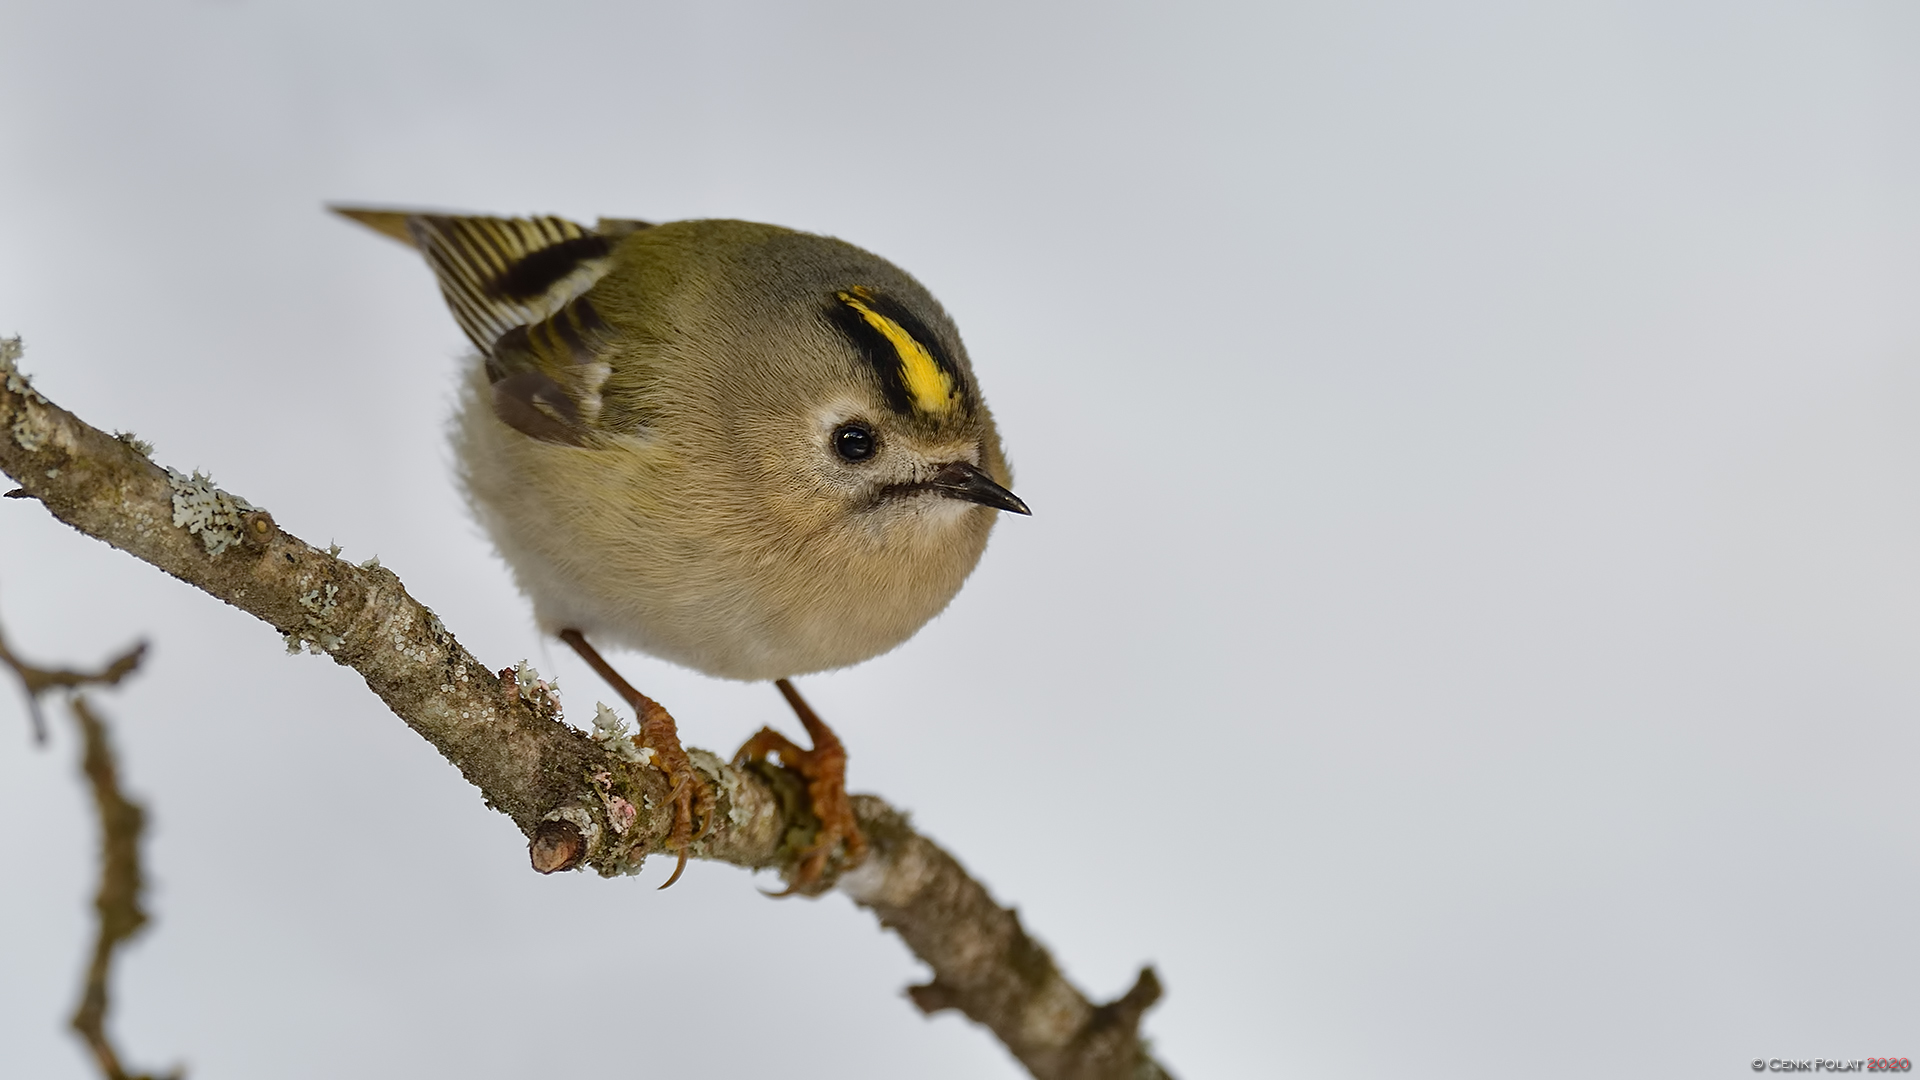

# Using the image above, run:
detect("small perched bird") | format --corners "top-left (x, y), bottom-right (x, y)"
top-left (333, 207), bottom-right (1028, 887)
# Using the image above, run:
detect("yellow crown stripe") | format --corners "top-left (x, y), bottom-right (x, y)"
top-left (838, 292), bottom-right (956, 415)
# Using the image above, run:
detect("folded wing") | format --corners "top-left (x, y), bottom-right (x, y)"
top-left (332, 206), bottom-right (651, 446)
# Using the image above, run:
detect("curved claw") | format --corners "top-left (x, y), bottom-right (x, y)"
top-left (694, 801), bottom-right (717, 843)
top-left (655, 774), bottom-right (700, 889)
top-left (559, 628), bottom-right (713, 889)
top-left (733, 683), bottom-right (866, 894)
top-left (658, 846), bottom-right (690, 890)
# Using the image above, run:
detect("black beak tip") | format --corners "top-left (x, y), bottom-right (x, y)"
top-left (934, 461), bottom-right (1032, 517)
top-left (962, 484), bottom-right (1032, 517)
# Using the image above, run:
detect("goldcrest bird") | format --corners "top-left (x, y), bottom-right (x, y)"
top-left (333, 207), bottom-right (1028, 887)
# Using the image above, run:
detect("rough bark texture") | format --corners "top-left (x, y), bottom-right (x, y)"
top-left (0, 338), bottom-right (1173, 1080)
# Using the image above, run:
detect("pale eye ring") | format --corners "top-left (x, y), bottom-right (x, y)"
top-left (833, 423), bottom-right (876, 462)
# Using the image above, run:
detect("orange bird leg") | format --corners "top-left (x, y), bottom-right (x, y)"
top-left (734, 678), bottom-right (869, 892)
top-left (558, 629), bottom-right (714, 889)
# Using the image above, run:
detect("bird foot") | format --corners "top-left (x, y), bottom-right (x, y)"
top-left (559, 629), bottom-right (714, 888)
top-left (634, 697), bottom-right (716, 888)
top-left (734, 679), bottom-right (868, 893)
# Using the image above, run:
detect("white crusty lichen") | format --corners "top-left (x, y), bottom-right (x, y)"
top-left (590, 702), bottom-right (655, 765)
top-left (1, 337), bottom-right (39, 399)
top-left (689, 747), bottom-right (749, 828)
top-left (511, 660), bottom-right (564, 715)
top-left (3, 337), bottom-right (54, 451)
top-left (166, 467), bottom-right (259, 556)
top-left (285, 581), bottom-right (344, 654)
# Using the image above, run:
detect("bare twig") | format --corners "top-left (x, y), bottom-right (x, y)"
top-left (67, 694), bottom-right (179, 1080)
top-left (0, 601), bottom-right (175, 1079)
top-left (0, 336), bottom-right (1172, 1080)
top-left (0, 615), bottom-right (145, 744)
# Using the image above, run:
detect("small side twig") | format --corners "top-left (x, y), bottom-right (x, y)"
top-left (0, 615), bottom-right (145, 744)
top-left (1, 601), bottom-right (176, 1079)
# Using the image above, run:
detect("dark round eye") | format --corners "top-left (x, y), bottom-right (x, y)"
top-left (832, 423), bottom-right (876, 462)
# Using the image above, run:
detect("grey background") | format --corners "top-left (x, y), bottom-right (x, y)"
top-left (4, 2), bottom-right (1918, 1077)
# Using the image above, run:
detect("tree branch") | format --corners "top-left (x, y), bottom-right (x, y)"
top-left (0, 338), bottom-right (1173, 1080)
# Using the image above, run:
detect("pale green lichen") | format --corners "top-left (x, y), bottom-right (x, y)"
top-left (358, 554), bottom-right (381, 570)
top-left (113, 430), bottom-right (154, 458)
top-left (166, 468), bottom-right (259, 556)
top-left (1, 337), bottom-right (42, 401)
top-left (286, 581), bottom-right (343, 654)
top-left (3, 337), bottom-right (54, 451)
top-left (590, 702), bottom-right (653, 765)
top-left (511, 660), bottom-right (563, 715)
top-left (688, 748), bottom-right (748, 827)
top-left (12, 417), bottom-right (47, 451)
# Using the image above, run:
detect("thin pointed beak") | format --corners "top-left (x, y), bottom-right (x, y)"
top-left (929, 461), bottom-right (1031, 515)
